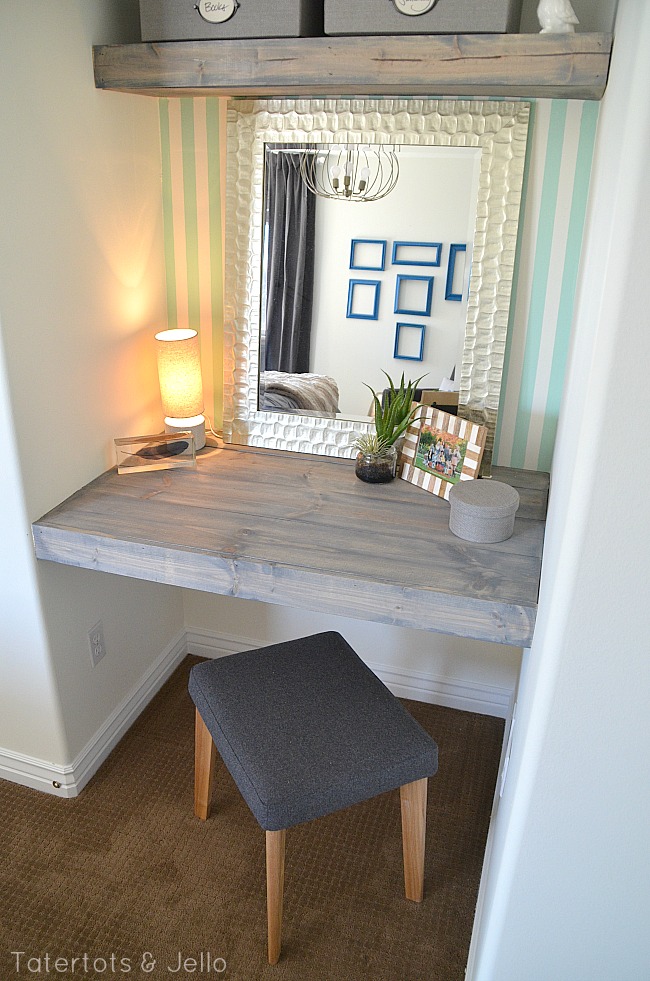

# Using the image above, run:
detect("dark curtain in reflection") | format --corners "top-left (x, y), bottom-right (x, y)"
top-left (264, 150), bottom-right (316, 373)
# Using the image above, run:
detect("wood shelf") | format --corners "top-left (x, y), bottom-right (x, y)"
top-left (32, 445), bottom-right (549, 647)
top-left (93, 32), bottom-right (612, 101)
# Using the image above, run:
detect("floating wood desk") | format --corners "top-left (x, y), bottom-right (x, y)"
top-left (32, 444), bottom-right (549, 648)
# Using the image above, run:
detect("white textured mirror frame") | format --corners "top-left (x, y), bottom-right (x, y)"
top-left (223, 97), bottom-right (530, 467)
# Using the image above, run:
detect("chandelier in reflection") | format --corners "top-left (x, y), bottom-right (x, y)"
top-left (299, 145), bottom-right (399, 203)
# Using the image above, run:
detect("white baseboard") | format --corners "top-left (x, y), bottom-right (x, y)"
top-left (0, 626), bottom-right (513, 799)
top-left (186, 628), bottom-right (513, 719)
top-left (0, 746), bottom-right (74, 798)
top-left (367, 660), bottom-right (512, 718)
top-left (0, 630), bottom-right (188, 799)
top-left (186, 628), bottom-right (260, 661)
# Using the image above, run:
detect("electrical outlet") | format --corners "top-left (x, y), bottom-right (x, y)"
top-left (88, 621), bottom-right (107, 667)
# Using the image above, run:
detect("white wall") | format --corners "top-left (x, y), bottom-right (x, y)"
top-left (310, 147), bottom-right (480, 415)
top-left (183, 592), bottom-right (521, 718)
top-left (0, 336), bottom-right (68, 765)
top-left (0, 1), bottom-right (184, 792)
top-left (471, 2), bottom-right (650, 977)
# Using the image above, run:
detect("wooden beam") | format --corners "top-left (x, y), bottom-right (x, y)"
top-left (93, 33), bottom-right (612, 101)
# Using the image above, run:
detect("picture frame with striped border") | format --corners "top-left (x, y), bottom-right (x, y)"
top-left (399, 405), bottom-right (487, 501)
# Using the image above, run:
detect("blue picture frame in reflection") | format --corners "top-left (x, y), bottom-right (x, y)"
top-left (349, 239), bottom-right (387, 271)
top-left (347, 279), bottom-right (381, 320)
top-left (394, 275), bottom-right (434, 317)
top-left (394, 322), bottom-right (425, 362)
top-left (392, 241), bottom-right (442, 267)
top-left (445, 243), bottom-right (467, 301)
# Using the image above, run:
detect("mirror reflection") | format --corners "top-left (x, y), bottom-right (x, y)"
top-left (223, 97), bottom-right (530, 465)
top-left (259, 143), bottom-right (482, 420)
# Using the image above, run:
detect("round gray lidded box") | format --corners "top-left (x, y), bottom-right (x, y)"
top-left (448, 480), bottom-right (520, 544)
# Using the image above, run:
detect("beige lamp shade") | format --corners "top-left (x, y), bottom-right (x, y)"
top-left (155, 328), bottom-right (204, 419)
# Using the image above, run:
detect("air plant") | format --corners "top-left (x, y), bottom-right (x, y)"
top-left (351, 431), bottom-right (391, 457)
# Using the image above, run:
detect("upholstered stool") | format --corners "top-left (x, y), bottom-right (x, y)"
top-left (188, 631), bottom-right (439, 964)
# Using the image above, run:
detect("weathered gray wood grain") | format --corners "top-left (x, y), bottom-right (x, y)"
top-left (43, 459), bottom-right (545, 561)
top-left (31, 527), bottom-right (536, 646)
top-left (33, 446), bottom-right (549, 646)
top-left (32, 497), bottom-right (542, 602)
top-left (92, 33), bottom-right (612, 101)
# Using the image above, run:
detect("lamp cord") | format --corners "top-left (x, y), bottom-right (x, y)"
top-left (204, 414), bottom-right (223, 442)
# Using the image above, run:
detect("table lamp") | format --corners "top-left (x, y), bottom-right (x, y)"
top-left (155, 328), bottom-right (206, 450)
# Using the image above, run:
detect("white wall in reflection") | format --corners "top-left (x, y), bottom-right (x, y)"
top-left (311, 146), bottom-right (481, 414)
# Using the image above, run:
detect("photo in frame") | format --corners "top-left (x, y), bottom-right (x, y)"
top-left (399, 405), bottom-right (487, 500)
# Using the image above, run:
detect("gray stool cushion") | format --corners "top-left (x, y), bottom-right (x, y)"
top-left (188, 631), bottom-right (438, 832)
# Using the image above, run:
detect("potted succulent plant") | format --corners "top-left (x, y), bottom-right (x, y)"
top-left (353, 372), bottom-right (425, 483)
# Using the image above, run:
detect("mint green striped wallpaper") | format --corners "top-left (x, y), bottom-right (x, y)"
top-left (158, 97), bottom-right (599, 472)
top-left (495, 98), bottom-right (599, 471)
top-left (159, 97), bottom-right (224, 427)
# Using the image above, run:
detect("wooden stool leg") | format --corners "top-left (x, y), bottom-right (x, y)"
top-left (400, 777), bottom-right (428, 902)
top-left (194, 708), bottom-right (217, 820)
top-left (266, 829), bottom-right (286, 965)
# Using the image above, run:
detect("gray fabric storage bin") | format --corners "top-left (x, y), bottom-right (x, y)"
top-left (140, 0), bottom-right (323, 41)
top-left (448, 479), bottom-right (520, 544)
top-left (324, 0), bottom-right (523, 35)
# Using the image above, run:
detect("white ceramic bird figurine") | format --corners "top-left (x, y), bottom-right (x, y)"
top-left (537, 0), bottom-right (579, 33)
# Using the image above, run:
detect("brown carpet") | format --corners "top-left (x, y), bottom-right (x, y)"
top-left (0, 657), bottom-right (504, 981)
